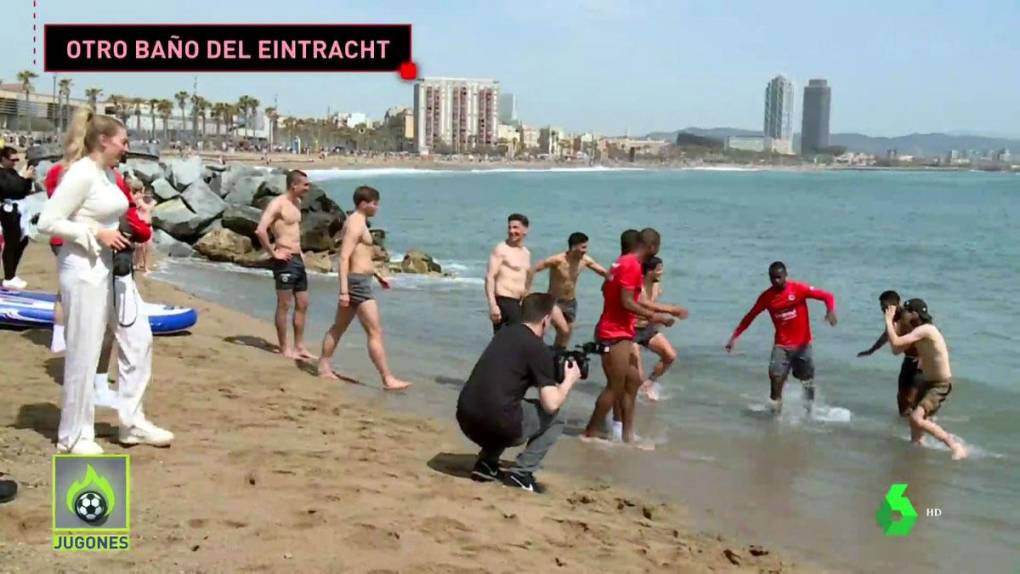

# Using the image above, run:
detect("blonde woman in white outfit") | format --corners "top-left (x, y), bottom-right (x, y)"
top-left (38, 109), bottom-right (173, 455)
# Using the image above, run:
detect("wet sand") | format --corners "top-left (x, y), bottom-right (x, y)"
top-left (0, 247), bottom-right (819, 573)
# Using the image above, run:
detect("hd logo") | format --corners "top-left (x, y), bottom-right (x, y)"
top-left (52, 455), bottom-right (131, 552)
top-left (875, 483), bottom-right (918, 537)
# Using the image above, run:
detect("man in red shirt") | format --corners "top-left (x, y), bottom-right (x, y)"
top-left (582, 228), bottom-right (686, 445)
top-left (725, 261), bottom-right (837, 413)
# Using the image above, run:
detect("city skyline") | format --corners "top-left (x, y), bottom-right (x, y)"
top-left (3, 0), bottom-right (1020, 137)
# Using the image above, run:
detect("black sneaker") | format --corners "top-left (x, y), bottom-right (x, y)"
top-left (0, 479), bottom-right (18, 504)
top-left (470, 459), bottom-right (500, 482)
top-left (502, 471), bottom-right (542, 493)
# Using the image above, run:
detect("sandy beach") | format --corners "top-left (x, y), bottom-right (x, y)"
top-left (0, 246), bottom-right (817, 573)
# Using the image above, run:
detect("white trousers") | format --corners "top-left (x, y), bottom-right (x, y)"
top-left (58, 262), bottom-right (152, 450)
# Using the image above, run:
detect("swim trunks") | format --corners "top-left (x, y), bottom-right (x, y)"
top-left (272, 257), bottom-right (308, 292)
top-left (915, 379), bottom-right (952, 418)
top-left (492, 295), bottom-right (523, 333)
top-left (769, 344), bottom-right (815, 381)
top-left (556, 298), bottom-right (578, 324)
top-left (347, 273), bottom-right (374, 306)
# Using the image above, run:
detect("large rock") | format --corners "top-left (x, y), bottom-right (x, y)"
top-left (218, 165), bottom-right (263, 199)
top-left (180, 180), bottom-right (226, 227)
top-left (235, 250), bottom-right (274, 269)
top-left (400, 249), bottom-right (442, 274)
top-left (258, 172), bottom-right (287, 198)
top-left (194, 228), bottom-right (253, 263)
top-left (304, 185), bottom-right (344, 215)
top-left (300, 212), bottom-right (344, 252)
top-left (223, 175), bottom-right (265, 205)
top-left (222, 204), bottom-right (263, 239)
top-left (303, 251), bottom-right (334, 274)
top-left (167, 156), bottom-right (203, 190)
top-left (152, 229), bottom-right (195, 258)
top-left (125, 159), bottom-right (165, 185)
top-left (151, 178), bottom-right (179, 202)
top-left (370, 229), bottom-right (386, 249)
top-left (152, 198), bottom-right (201, 240)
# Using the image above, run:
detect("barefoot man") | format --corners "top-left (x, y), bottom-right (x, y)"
top-left (531, 232), bottom-right (607, 348)
top-left (317, 185), bottom-right (411, 390)
top-left (885, 299), bottom-right (967, 460)
top-left (486, 213), bottom-right (532, 333)
top-left (255, 169), bottom-right (315, 360)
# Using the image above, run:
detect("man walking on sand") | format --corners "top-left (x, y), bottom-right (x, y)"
top-left (531, 232), bottom-right (607, 348)
top-left (317, 185), bottom-right (411, 391)
top-left (885, 299), bottom-right (967, 460)
top-left (725, 261), bottom-right (837, 414)
top-left (255, 169), bottom-right (315, 360)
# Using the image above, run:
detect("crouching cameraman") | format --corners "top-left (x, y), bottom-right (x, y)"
top-left (457, 293), bottom-right (582, 493)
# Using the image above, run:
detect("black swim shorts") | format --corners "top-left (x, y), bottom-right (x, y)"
top-left (272, 257), bottom-right (308, 292)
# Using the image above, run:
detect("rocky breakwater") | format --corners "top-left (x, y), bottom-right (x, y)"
top-left (112, 156), bottom-right (447, 278)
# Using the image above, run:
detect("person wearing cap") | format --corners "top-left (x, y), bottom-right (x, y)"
top-left (884, 298), bottom-right (968, 460)
top-left (857, 290), bottom-right (923, 416)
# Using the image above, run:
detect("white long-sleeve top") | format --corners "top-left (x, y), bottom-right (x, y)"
top-left (38, 157), bottom-right (128, 257)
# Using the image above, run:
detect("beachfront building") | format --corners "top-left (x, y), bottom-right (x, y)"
top-left (499, 93), bottom-right (518, 125)
top-left (764, 75), bottom-right (794, 155)
top-left (725, 135), bottom-right (767, 153)
top-left (336, 112), bottom-right (368, 128)
top-left (801, 79), bottom-right (831, 155)
top-left (384, 107), bottom-right (415, 140)
top-left (413, 77), bottom-right (500, 155)
top-left (539, 127), bottom-right (564, 157)
top-left (0, 83), bottom-right (89, 133)
top-left (604, 137), bottom-right (671, 160)
top-left (518, 125), bottom-right (540, 153)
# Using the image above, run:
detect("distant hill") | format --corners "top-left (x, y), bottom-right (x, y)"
top-left (646, 127), bottom-right (1020, 157)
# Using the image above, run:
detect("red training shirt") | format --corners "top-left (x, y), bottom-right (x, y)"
top-left (730, 280), bottom-right (835, 349)
top-left (45, 163), bottom-right (151, 246)
top-left (595, 253), bottom-right (644, 340)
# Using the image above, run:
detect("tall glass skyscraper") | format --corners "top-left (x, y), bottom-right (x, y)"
top-left (801, 79), bottom-right (831, 155)
top-left (764, 75), bottom-right (793, 141)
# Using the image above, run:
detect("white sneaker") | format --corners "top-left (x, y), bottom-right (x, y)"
top-left (57, 439), bottom-right (105, 455)
top-left (118, 419), bottom-right (174, 447)
top-left (611, 421), bottom-right (624, 442)
top-left (1, 277), bottom-right (27, 290)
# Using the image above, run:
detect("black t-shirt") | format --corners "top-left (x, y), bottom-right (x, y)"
top-left (457, 323), bottom-right (558, 445)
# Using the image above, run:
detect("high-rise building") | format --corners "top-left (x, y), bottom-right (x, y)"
top-left (413, 77), bottom-right (500, 154)
top-left (499, 92), bottom-right (517, 125)
top-left (801, 79), bottom-right (831, 155)
top-left (764, 75), bottom-right (794, 143)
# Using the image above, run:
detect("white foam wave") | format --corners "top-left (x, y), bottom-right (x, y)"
top-left (466, 166), bottom-right (645, 174)
top-left (680, 166), bottom-right (761, 172)
top-left (305, 168), bottom-right (451, 182)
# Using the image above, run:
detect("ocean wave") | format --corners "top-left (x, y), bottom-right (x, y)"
top-left (679, 166), bottom-right (761, 172)
top-left (466, 166), bottom-right (645, 174)
top-left (306, 168), bottom-right (451, 181)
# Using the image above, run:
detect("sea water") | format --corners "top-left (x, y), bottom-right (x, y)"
top-left (154, 168), bottom-right (1020, 573)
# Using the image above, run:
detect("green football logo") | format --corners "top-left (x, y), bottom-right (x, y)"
top-left (876, 483), bottom-right (918, 536)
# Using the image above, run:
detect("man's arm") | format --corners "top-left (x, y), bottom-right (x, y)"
top-left (726, 293), bottom-right (767, 351)
top-left (885, 307), bottom-right (929, 352)
top-left (584, 255), bottom-right (608, 278)
top-left (337, 216), bottom-right (362, 304)
top-left (254, 199), bottom-right (282, 257)
top-left (857, 331), bottom-right (889, 357)
top-left (484, 246), bottom-right (503, 314)
top-left (803, 283), bottom-right (837, 325)
top-left (527, 343), bottom-right (581, 413)
top-left (0, 169), bottom-right (33, 201)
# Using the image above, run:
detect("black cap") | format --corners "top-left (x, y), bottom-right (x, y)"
top-left (903, 298), bottom-right (932, 323)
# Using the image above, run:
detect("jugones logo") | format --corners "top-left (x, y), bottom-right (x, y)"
top-left (876, 483), bottom-right (918, 537)
top-left (52, 455), bottom-right (131, 552)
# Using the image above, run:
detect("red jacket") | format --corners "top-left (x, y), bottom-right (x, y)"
top-left (45, 163), bottom-right (152, 246)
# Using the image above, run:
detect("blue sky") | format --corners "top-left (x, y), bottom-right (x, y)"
top-left (3, 0), bottom-right (1019, 137)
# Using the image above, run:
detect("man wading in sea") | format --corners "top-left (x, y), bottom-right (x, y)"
top-left (255, 169), bottom-right (316, 360)
top-left (317, 185), bottom-right (411, 391)
top-left (530, 231), bottom-right (607, 348)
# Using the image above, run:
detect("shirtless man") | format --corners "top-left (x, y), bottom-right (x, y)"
top-left (255, 170), bottom-right (314, 360)
top-left (858, 290), bottom-right (922, 416)
top-left (485, 213), bottom-right (532, 333)
top-left (531, 232), bottom-right (607, 348)
top-left (317, 185), bottom-right (411, 391)
top-left (884, 299), bottom-right (967, 460)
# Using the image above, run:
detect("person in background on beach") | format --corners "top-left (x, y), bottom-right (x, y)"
top-left (255, 169), bottom-right (315, 360)
top-left (38, 108), bottom-right (172, 454)
top-left (725, 261), bottom-right (837, 414)
top-left (582, 228), bottom-right (683, 446)
top-left (0, 146), bottom-right (36, 290)
top-left (317, 185), bottom-right (411, 390)
top-left (130, 178), bottom-right (155, 272)
top-left (530, 231), bottom-right (607, 348)
top-left (485, 213), bottom-right (532, 332)
top-left (857, 290), bottom-right (922, 416)
top-left (884, 299), bottom-right (967, 460)
top-left (457, 293), bottom-right (582, 492)
top-left (633, 256), bottom-right (681, 402)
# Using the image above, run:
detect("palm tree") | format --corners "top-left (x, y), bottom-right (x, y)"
top-left (85, 88), bottom-right (102, 111)
top-left (235, 96), bottom-right (251, 140)
top-left (16, 70), bottom-right (38, 133)
top-left (264, 106), bottom-right (279, 148)
top-left (247, 97), bottom-right (260, 143)
top-left (132, 98), bottom-right (144, 134)
top-left (174, 91), bottom-right (189, 142)
top-left (195, 97), bottom-right (210, 140)
top-left (148, 98), bottom-right (160, 140)
top-left (157, 100), bottom-right (174, 142)
top-left (107, 95), bottom-right (131, 125)
top-left (58, 78), bottom-right (72, 132)
top-left (210, 102), bottom-right (225, 137)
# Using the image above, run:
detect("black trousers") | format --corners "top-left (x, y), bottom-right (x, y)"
top-left (0, 205), bottom-right (28, 281)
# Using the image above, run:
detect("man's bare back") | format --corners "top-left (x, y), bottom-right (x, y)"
top-left (343, 212), bottom-right (376, 274)
top-left (492, 242), bottom-right (530, 300)
top-left (907, 325), bottom-right (952, 382)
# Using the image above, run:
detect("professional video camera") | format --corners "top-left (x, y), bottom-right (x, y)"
top-left (552, 341), bottom-right (610, 383)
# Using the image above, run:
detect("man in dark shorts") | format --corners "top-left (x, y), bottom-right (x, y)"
top-left (725, 261), bottom-right (837, 414)
top-left (531, 232), bottom-right (607, 348)
top-left (457, 293), bottom-right (582, 492)
top-left (857, 290), bottom-right (922, 415)
top-left (485, 214), bottom-right (531, 333)
top-left (256, 170), bottom-right (315, 360)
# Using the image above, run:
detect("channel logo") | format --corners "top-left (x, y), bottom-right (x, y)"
top-left (876, 482), bottom-right (918, 537)
top-left (52, 455), bottom-right (131, 552)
